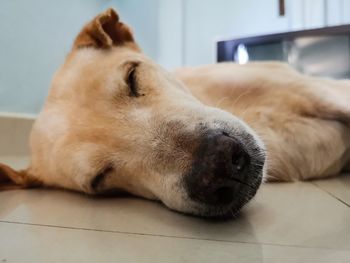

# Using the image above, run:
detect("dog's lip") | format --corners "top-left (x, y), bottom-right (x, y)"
top-left (185, 171), bottom-right (263, 218)
top-left (185, 189), bottom-right (259, 218)
top-left (190, 199), bottom-right (250, 218)
top-left (229, 176), bottom-right (257, 190)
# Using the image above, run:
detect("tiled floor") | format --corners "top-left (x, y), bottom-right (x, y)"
top-left (0, 157), bottom-right (349, 263)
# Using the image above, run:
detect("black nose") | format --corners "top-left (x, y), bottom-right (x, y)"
top-left (185, 131), bottom-right (259, 206)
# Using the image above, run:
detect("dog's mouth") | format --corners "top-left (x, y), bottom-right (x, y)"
top-left (198, 179), bottom-right (263, 218)
top-left (184, 170), bottom-right (264, 218)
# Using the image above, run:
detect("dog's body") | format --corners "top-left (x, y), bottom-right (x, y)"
top-left (1, 9), bottom-right (350, 217)
top-left (175, 62), bottom-right (350, 181)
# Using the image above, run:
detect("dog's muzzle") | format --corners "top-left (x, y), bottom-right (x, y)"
top-left (184, 130), bottom-right (265, 217)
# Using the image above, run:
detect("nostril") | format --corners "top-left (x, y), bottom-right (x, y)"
top-left (233, 155), bottom-right (246, 171)
top-left (213, 186), bottom-right (234, 204)
top-left (232, 149), bottom-right (250, 174)
top-left (222, 131), bottom-right (230, 137)
top-left (221, 132), bottom-right (251, 174)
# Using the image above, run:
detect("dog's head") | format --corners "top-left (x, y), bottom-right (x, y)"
top-left (0, 9), bottom-right (266, 217)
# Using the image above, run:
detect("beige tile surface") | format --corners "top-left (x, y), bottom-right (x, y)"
top-left (1, 155), bottom-right (349, 262)
top-left (313, 174), bottom-right (350, 206)
top-left (0, 179), bottom-right (349, 250)
top-left (1, 222), bottom-right (349, 263)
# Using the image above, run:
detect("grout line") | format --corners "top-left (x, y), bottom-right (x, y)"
top-left (0, 220), bottom-right (348, 252)
top-left (311, 182), bottom-right (350, 208)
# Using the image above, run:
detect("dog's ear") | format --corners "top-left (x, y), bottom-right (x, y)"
top-left (0, 163), bottom-right (40, 190)
top-left (73, 8), bottom-right (139, 50)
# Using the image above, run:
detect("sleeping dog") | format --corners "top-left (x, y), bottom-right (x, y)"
top-left (1, 9), bottom-right (350, 217)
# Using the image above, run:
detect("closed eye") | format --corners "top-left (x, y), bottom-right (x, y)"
top-left (126, 64), bottom-right (140, 97)
top-left (90, 165), bottom-right (113, 192)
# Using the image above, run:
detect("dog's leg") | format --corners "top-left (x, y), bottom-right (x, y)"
top-left (263, 85), bottom-right (350, 181)
top-left (249, 109), bottom-right (349, 182)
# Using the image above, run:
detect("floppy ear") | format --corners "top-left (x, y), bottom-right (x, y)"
top-left (0, 163), bottom-right (40, 190)
top-left (73, 8), bottom-right (139, 50)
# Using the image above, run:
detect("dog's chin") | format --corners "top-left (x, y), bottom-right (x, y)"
top-left (164, 175), bottom-right (263, 219)
top-left (190, 189), bottom-right (260, 218)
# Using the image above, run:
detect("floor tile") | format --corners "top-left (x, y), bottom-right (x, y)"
top-left (1, 180), bottom-right (349, 250)
top-left (1, 222), bottom-right (349, 263)
top-left (313, 174), bottom-right (350, 206)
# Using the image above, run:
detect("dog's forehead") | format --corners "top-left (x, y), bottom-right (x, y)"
top-left (68, 47), bottom-right (152, 70)
top-left (50, 47), bottom-right (155, 98)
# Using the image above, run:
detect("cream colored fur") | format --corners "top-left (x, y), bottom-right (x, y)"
top-left (175, 62), bottom-right (350, 181)
top-left (1, 8), bottom-right (350, 217)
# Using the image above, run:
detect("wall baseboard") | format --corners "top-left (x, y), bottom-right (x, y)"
top-left (0, 113), bottom-right (36, 156)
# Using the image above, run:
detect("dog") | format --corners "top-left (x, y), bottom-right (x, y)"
top-left (1, 8), bottom-right (350, 217)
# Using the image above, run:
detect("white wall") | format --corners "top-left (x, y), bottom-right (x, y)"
top-left (289, 0), bottom-right (350, 28)
top-left (0, 0), bottom-right (105, 114)
top-left (0, 0), bottom-right (349, 114)
top-left (104, 0), bottom-right (161, 62)
top-left (0, 0), bottom-right (164, 115)
top-left (183, 0), bottom-right (289, 66)
top-left (182, 0), bottom-right (350, 66)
